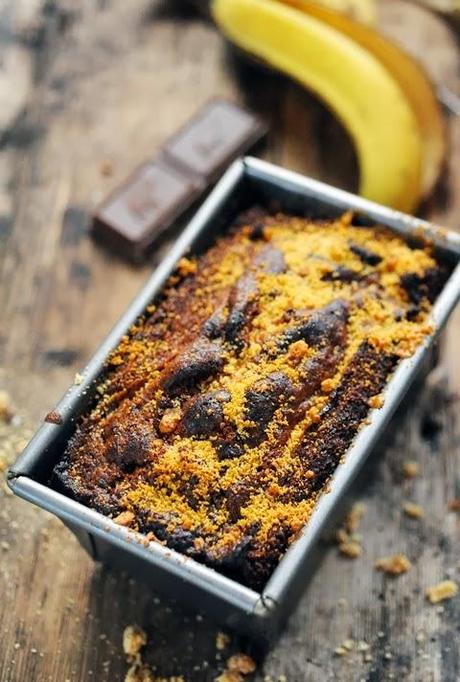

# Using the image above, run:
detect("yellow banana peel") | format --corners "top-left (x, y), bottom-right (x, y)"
top-left (309, 0), bottom-right (377, 24)
top-left (280, 0), bottom-right (446, 198)
top-left (414, 0), bottom-right (460, 13)
top-left (212, 0), bottom-right (424, 212)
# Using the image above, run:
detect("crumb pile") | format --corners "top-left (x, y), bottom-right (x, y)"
top-left (54, 211), bottom-right (448, 588)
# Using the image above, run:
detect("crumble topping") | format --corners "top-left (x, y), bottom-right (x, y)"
top-left (56, 212), bottom-right (447, 587)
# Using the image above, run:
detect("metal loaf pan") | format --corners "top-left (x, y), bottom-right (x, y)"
top-left (8, 158), bottom-right (460, 640)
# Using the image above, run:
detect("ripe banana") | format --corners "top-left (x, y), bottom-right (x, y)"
top-left (413, 0), bottom-right (460, 12)
top-left (280, 0), bottom-right (445, 198)
top-left (212, 0), bottom-right (423, 212)
top-left (309, 0), bottom-right (377, 24)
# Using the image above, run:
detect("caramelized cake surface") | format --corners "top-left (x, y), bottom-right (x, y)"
top-left (54, 211), bottom-right (447, 588)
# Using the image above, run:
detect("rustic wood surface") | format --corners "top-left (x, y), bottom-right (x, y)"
top-left (0, 1), bottom-right (459, 680)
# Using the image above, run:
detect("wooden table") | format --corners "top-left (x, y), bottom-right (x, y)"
top-left (1, 1), bottom-right (459, 680)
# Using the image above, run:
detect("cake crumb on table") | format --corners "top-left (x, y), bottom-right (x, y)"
top-left (216, 632), bottom-right (231, 651)
top-left (124, 663), bottom-right (154, 682)
top-left (335, 502), bottom-right (366, 557)
top-left (342, 639), bottom-right (355, 651)
top-left (402, 460), bottom-right (419, 478)
top-left (227, 653), bottom-right (256, 674)
top-left (356, 641), bottom-right (370, 652)
top-left (426, 580), bottom-right (459, 604)
top-left (345, 502), bottom-right (366, 533)
top-left (215, 672), bottom-right (243, 682)
top-left (333, 639), bottom-right (356, 656)
top-left (375, 554), bottom-right (412, 575)
top-left (122, 625), bottom-right (147, 659)
top-left (403, 502), bottom-right (425, 519)
top-left (0, 390), bottom-right (13, 422)
top-left (339, 541), bottom-right (362, 558)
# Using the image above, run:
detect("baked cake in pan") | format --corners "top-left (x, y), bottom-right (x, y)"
top-left (53, 210), bottom-right (448, 589)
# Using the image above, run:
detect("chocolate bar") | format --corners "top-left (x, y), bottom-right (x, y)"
top-left (92, 100), bottom-right (267, 262)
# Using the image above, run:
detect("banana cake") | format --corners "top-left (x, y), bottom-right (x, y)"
top-left (53, 210), bottom-right (448, 589)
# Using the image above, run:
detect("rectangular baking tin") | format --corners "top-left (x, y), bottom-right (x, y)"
top-left (9, 157), bottom-right (460, 638)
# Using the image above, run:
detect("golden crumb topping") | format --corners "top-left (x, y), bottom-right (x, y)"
top-left (60, 212), bottom-right (446, 587)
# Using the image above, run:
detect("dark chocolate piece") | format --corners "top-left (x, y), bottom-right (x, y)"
top-left (349, 242), bottom-right (382, 265)
top-left (275, 300), bottom-right (349, 354)
top-left (162, 99), bottom-right (266, 183)
top-left (93, 161), bottom-right (202, 262)
top-left (161, 339), bottom-right (224, 392)
top-left (92, 99), bottom-right (266, 261)
top-left (181, 390), bottom-right (229, 438)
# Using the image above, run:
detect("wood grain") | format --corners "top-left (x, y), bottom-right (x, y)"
top-left (0, 1), bottom-right (459, 681)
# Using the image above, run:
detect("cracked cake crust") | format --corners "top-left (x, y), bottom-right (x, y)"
top-left (53, 210), bottom-right (448, 589)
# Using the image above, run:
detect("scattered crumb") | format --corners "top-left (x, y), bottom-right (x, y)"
top-left (100, 160), bottom-right (114, 177)
top-left (448, 499), bottom-right (460, 512)
top-left (216, 632), bottom-right (231, 651)
top-left (227, 653), bottom-right (256, 675)
top-left (0, 390), bottom-right (13, 423)
top-left (114, 511), bottom-right (136, 528)
top-left (364, 653), bottom-right (373, 663)
top-left (278, 676), bottom-right (287, 682)
top-left (345, 502), bottom-right (366, 533)
top-left (426, 580), bottom-right (458, 604)
top-left (357, 641), bottom-right (370, 652)
top-left (416, 631), bottom-right (426, 643)
top-left (384, 652), bottom-right (393, 660)
top-left (335, 528), bottom-right (349, 545)
top-left (215, 672), bottom-right (243, 682)
top-left (1, 541), bottom-right (10, 551)
top-left (375, 554), bottom-right (412, 576)
top-left (121, 624), bottom-right (184, 681)
top-left (335, 502), bottom-right (366, 557)
top-left (402, 460), bottom-right (419, 478)
top-left (342, 639), bottom-right (354, 651)
top-left (334, 646), bottom-right (348, 656)
top-left (74, 373), bottom-right (83, 385)
top-left (403, 502), bottom-right (425, 519)
top-left (123, 625), bottom-right (147, 659)
top-left (337, 597), bottom-right (348, 608)
top-left (339, 541), bottom-right (362, 558)
top-left (44, 410), bottom-right (62, 425)
top-left (124, 663), bottom-right (155, 682)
